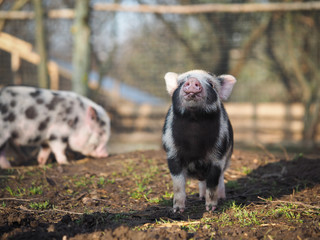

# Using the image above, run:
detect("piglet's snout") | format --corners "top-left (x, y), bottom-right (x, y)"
top-left (183, 78), bottom-right (202, 95)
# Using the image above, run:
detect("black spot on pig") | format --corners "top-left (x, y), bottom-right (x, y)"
top-left (77, 97), bottom-right (85, 109)
top-left (11, 131), bottom-right (19, 139)
top-left (36, 98), bottom-right (44, 104)
top-left (65, 106), bottom-right (72, 114)
top-left (99, 120), bottom-right (106, 127)
top-left (28, 135), bottom-right (41, 144)
top-left (46, 96), bottom-right (64, 110)
top-left (38, 117), bottom-right (50, 131)
top-left (25, 106), bottom-right (38, 119)
top-left (61, 137), bottom-right (68, 143)
top-left (7, 90), bottom-right (17, 97)
top-left (0, 104), bottom-right (8, 114)
top-left (0, 143), bottom-right (5, 152)
top-left (4, 112), bottom-right (15, 122)
top-left (49, 134), bottom-right (57, 141)
top-left (30, 90), bottom-right (41, 98)
top-left (206, 88), bottom-right (218, 105)
top-left (10, 100), bottom-right (16, 108)
top-left (41, 143), bottom-right (49, 149)
top-left (68, 116), bottom-right (78, 128)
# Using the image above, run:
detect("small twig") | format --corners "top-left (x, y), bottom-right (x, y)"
top-left (18, 205), bottom-right (84, 215)
top-left (258, 196), bottom-right (320, 210)
top-left (0, 175), bottom-right (16, 178)
top-left (256, 143), bottom-right (277, 161)
top-left (278, 145), bottom-right (290, 161)
top-left (0, 197), bottom-right (38, 202)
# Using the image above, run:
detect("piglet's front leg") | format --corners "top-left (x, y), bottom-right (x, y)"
top-left (171, 173), bottom-right (186, 213)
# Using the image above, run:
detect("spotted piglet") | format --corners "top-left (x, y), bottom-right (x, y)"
top-left (0, 86), bottom-right (110, 168)
top-left (162, 70), bottom-right (236, 212)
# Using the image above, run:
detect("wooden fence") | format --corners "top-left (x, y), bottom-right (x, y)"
top-left (107, 101), bottom-right (316, 147)
top-left (0, 32), bottom-right (316, 146)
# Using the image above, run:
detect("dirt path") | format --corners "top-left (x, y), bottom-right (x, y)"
top-left (1, 149), bottom-right (319, 239)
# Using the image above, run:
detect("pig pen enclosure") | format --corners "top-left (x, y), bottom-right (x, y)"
top-left (1, 1), bottom-right (320, 239)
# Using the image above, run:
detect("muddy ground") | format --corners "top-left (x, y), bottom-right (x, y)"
top-left (0, 147), bottom-right (320, 240)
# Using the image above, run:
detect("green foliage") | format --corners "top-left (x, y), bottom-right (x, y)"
top-left (29, 186), bottom-right (43, 195)
top-left (29, 201), bottom-right (50, 210)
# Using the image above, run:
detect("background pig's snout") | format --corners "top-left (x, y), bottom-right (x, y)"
top-left (183, 78), bottom-right (202, 95)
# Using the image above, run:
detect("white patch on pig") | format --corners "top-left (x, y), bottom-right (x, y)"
top-left (162, 107), bottom-right (177, 159)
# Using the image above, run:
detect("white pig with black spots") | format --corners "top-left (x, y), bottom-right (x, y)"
top-left (162, 70), bottom-right (236, 212)
top-left (0, 86), bottom-right (110, 168)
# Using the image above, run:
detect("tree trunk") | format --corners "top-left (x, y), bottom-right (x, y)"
top-left (33, 0), bottom-right (49, 88)
top-left (72, 0), bottom-right (91, 96)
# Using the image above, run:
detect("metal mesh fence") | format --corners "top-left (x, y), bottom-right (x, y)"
top-left (0, 1), bottom-right (319, 106)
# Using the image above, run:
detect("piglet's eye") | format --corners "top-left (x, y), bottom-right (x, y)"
top-left (208, 82), bottom-right (214, 88)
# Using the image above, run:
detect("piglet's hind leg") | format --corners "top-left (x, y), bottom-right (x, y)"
top-left (48, 141), bottom-right (69, 165)
top-left (0, 144), bottom-right (11, 169)
top-left (37, 145), bottom-right (52, 166)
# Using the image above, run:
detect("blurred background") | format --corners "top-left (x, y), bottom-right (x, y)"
top-left (0, 0), bottom-right (319, 154)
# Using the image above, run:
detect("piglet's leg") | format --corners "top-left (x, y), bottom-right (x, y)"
top-left (199, 180), bottom-right (206, 200)
top-left (217, 172), bottom-right (226, 199)
top-left (48, 140), bottom-right (69, 165)
top-left (171, 173), bottom-right (186, 213)
top-left (37, 144), bottom-right (52, 166)
top-left (205, 165), bottom-right (221, 211)
top-left (0, 144), bottom-right (11, 169)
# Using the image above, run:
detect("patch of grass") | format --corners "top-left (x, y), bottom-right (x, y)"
top-left (181, 223), bottom-right (200, 233)
top-left (130, 179), bottom-right (152, 200)
top-left (29, 200), bottom-right (50, 210)
top-left (29, 185), bottom-right (43, 195)
top-left (292, 153), bottom-right (304, 161)
top-left (226, 180), bottom-right (241, 190)
top-left (74, 175), bottom-right (95, 187)
top-left (97, 177), bottom-right (105, 187)
top-left (6, 186), bottom-right (26, 197)
top-left (1, 202), bottom-right (6, 207)
top-left (113, 213), bottom-right (129, 222)
top-left (241, 166), bottom-right (253, 175)
top-left (271, 203), bottom-right (303, 223)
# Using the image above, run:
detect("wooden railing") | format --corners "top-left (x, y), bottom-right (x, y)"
top-left (0, 32), bottom-right (66, 89)
top-left (108, 102), bottom-right (312, 145)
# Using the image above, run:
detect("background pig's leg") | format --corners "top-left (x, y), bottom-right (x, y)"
top-left (37, 144), bottom-right (51, 166)
top-left (0, 143), bottom-right (11, 168)
top-left (205, 164), bottom-right (221, 211)
top-left (171, 173), bottom-right (186, 212)
top-left (217, 172), bottom-right (226, 199)
top-left (199, 180), bottom-right (206, 200)
top-left (48, 140), bottom-right (68, 165)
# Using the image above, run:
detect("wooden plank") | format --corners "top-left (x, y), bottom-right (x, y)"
top-left (1, 2), bottom-right (320, 20)
top-left (93, 2), bottom-right (320, 14)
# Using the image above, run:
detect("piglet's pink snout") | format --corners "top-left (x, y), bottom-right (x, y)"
top-left (183, 78), bottom-right (202, 94)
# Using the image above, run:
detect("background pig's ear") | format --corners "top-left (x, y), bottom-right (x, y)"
top-left (87, 106), bottom-right (98, 122)
top-left (164, 72), bottom-right (178, 96)
top-left (217, 75), bottom-right (237, 101)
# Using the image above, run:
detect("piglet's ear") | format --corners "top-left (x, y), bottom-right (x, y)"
top-left (86, 106), bottom-right (98, 123)
top-left (164, 72), bottom-right (179, 96)
top-left (218, 74), bottom-right (237, 101)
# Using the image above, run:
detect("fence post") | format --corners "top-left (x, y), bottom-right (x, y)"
top-left (33, 0), bottom-right (49, 89)
top-left (71, 0), bottom-right (91, 96)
